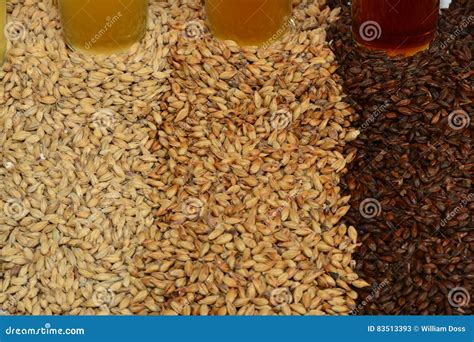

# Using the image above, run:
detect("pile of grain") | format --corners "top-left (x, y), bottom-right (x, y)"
top-left (0, 0), bottom-right (172, 315)
top-left (328, 0), bottom-right (473, 315)
top-left (138, 0), bottom-right (367, 315)
top-left (0, 0), bottom-right (366, 315)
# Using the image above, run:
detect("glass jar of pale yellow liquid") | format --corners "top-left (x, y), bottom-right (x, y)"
top-left (58, 0), bottom-right (148, 55)
top-left (0, 0), bottom-right (6, 63)
top-left (205, 0), bottom-right (293, 47)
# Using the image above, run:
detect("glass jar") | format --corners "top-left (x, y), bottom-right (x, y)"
top-left (352, 0), bottom-right (440, 56)
top-left (205, 0), bottom-right (293, 47)
top-left (0, 0), bottom-right (6, 63)
top-left (58, 0), bottom-right (148, 55)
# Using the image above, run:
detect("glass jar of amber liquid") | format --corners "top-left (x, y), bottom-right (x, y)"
top-left (205, 0), bottom-right (293, 47)
top-left (352, 0), bottom-right (439, 56)
top-left (58, 0), bottom-right (148, 55)
top-left (0, 0), bottom-right (6, 63)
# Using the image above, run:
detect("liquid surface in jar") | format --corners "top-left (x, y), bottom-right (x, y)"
top-left (205, 0), bottom-right (292, 46)
top-left (0, 0), bottom-right (6, 63)
top-left (352, 0), bottom-right (439, 56)
top-left (58, 0), bottom-right (148, 54)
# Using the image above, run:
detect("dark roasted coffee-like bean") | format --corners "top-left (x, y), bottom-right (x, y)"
top-left (328, 0), bottom-right (473, 315)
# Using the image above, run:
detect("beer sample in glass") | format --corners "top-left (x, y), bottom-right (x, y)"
top-left (352, 0), bottom-right (440, 56)
top-left (205, 0), bottom-right (293, 47)
top-left (58, 0), bottom-right (148, 55)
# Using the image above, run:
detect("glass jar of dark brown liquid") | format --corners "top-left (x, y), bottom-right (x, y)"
top-left (352, 0), bottom-right (440, 56)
